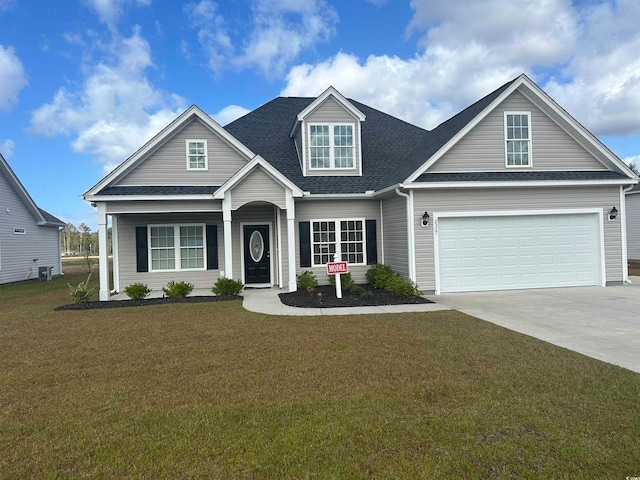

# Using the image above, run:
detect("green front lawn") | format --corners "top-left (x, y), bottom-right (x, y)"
top-left (1, 269), bottom-right (639, 478)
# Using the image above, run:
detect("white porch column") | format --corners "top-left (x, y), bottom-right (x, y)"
top-left (97, 203), bottom-right (110, 301)
top-left (223, 194), bottom-right (233, 279)
top-left (286, 191), bottom-right (297, 292)
top-left (111, 214), bottom-right (120, 293)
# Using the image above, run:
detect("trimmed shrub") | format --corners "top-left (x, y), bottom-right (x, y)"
top-left (365, 264), bottom-right (394, 289)
top-left (212, 278), bottom-right (244, 296)
top-left (124, 283), bottom-right (151, 300)
top-left (327, 272), bottom-right (356, 292)
top-left (384, 274), bottom-right (422, 299)
top-left (358, 290), bottom-right (374, 300)
top-left (162, 280), bottom-right (194, 298)
top-left (297, 270), bottom-right (318, 291)
top-left (68, 273), bottom-right (96, 304)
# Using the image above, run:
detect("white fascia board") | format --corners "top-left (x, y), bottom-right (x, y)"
top-left (213, 155), bottom-right (304, 199)
top-left (83, 194), bottom-right (215, 202)
top-left (296, 86), bottom-right (366, 123)
top-left (299, 192), bottom-right (376, 200)
top-left (405, 179), bottom-right (638, 189)
top-left (405, 76), bottom-right (526, 183)
top-left (84, 105), bottom-right (255, 197)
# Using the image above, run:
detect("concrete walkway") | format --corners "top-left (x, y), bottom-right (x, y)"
top-left (430, 278), bottom-right (640, 373)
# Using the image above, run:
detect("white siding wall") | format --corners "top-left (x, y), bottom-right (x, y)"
top-left (428, 90), bottom-right (608, 173)
top-left (380, 195), bottom-right (409, 278)
top-left (118, 118), bottom-right (248, 186)
top-left (294, 200), bottom-right (381, 285)
top-left (626, 193), bottom-right (640, 261)
top-left (231, 168), bottom-right (286, 210)
top-left (412, 186), bottom-right (623, 291)
top-left (304, 97), bottom-right (362, 177)
top-left (0, 171), bottom-right (60, 284)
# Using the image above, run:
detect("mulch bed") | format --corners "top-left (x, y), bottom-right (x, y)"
top-left (279, 284), bottom-right (433, 308)
top-left (54, 295), bottom-right (242, 311)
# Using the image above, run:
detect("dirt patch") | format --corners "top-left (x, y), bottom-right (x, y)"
top-left (54, 295), bottom-right (242, 311)
top-left (279, 284), bottom-right (433, 308)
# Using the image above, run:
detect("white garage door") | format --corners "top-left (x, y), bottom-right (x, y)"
top-left (437, 213), bottom-right (600, 293)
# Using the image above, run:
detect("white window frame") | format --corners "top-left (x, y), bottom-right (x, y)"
top-left (13, 227), bottom-right (26, 235)
top-left (186, 139), bottom-right (208, 171)
top-left (504, 112), bottom-right (532, 168)
top-left (148, 224), bottom-right (207, 272)
top-left (310, 218), bottom-right (366, 267)
top-left (308, 123), bottom-right (356, 170)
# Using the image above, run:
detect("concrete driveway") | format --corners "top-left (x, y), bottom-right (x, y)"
top-left (430, 278), bottom-right (640, 373)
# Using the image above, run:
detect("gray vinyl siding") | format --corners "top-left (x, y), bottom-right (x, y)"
top-left (0, 171), bottom-right (60, 284)
top-left (303, 97), bottom-right (362, 177)
top-left (106, 200), bottom-right (222, 214)
top-left (294, 199), bottom-right (381, 284)
top-left (380, 195), bottom-right (409, 278)
top-left (116, 213), bottom-right (224, 291)
top-left (231, 167), bottom-right (287, 210)
top-left (428, 90), bottom-right (607, 173)
top-left (118, 118), bottom-right (247, 186)
top-left (626, 193), bottom-right (640, 261)
top-left (412, 186), bottom-right (623, 291)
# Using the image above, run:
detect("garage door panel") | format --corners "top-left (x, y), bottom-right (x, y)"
top-left (438, 213), bottom-right (599, 292)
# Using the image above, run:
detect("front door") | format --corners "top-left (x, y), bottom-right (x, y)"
top-left (244, 225), bottom-right (270, 284)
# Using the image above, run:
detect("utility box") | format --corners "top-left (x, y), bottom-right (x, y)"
top-left (39, 266), bottom-right (53, 281)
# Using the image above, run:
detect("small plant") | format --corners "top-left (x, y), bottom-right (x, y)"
top-left (68, 273), bottom-right (96, 304)
top-left (297, 270), bottom-right (318, 292)
top-left (385, 274), bottom-right (422, 299)
top-left (366, 264), bottom-right (394, 289)
top-left (212, 277), bottom-right (244, 296)
top-left (327, 272), bottom-right (355, 292)
top-left (162, 280), bottom-right (194, 298)
top-left (124, 283), bottom-right (152, 300)
top-left (358, 290), bottom-right (374, 300)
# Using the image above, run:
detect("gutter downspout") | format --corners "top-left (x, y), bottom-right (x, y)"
top-left (622, 184), bottom-right (635, 284)
top-left (395, 187), bottom-right (416, 281)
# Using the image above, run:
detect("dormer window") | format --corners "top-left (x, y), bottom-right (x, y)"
top-left (186, 140), bottom-right (208, 170)
top-left (505, 113), bottom-right (531, 167)
top-left (309, 124), bottom-right (354, 169)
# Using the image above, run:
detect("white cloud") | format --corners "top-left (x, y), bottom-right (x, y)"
top-left (623, 154), bottom-right (640, 167)
top-left (184, 0), bottom-right (233, 74)
top-left (0, 139), bottom-right (15, 158)
top-left (83, 0), bottom-right (151, 26)
top-left (30, 28), bottom-right (186, 172)
top-left (212, 105), bottom-right (250, 126)
top-left (0, 45), bottom-right (27, 110)
top-left (0, 0), bottom-right (15, 11)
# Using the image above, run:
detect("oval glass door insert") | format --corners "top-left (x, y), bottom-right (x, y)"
top-left (249, 230), bottom-right (264, 262)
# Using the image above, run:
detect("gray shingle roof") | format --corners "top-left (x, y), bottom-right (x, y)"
top-left (415, 171), bottom-right (629, 182)
top-left (99, 186), bottom-right (219, 195)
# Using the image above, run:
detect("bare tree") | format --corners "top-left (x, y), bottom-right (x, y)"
top-left (78, 223), bottom-right (92, 272)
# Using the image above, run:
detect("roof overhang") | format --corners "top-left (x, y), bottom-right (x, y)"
top-left (404, 179), bottom-right (638, 189)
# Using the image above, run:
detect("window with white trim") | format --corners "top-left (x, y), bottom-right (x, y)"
top-left (505, 113), bottom-right (531, 167)
top-left (311, 219), bottom-right (365, 266)
top-left (309, 124), bottom-right (354, 169)
top-left (149, 225), bottom-right (205, 271)
top-left (186, 140), bottom-right (208, 170)
top-left (13, 227), bottom-right (26, 235)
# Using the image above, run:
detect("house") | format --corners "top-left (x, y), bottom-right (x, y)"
top-left (1, 153), bottom-right (65, 284)
top-left (626, 184), bottom-right (640, 261)
top-left (82, 74), bottom-right (638, 301)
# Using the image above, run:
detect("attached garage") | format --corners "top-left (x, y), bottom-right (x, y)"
top-left (435, 211), bottom-right (603, 293)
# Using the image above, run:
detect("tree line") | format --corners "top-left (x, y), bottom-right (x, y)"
top-left (60, 222), bottom-right (111, 256)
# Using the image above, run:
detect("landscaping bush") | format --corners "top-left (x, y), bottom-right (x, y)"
top-left (212, 278), bottom-right (243, 296)
top-left (384, 274), bottom-right (422, 299)
top-left (162, 280), bottom-right (194, 298)
top-left (297, 270), bottom-right (318, 291)
top-left (124, 283), bottom-right (151, 300)
top-left (68, 273), bottom-right (96, 304)
top-left (327, 272), bottom-right (355, 292)
top-left (365, 264), bottom-right (394, 289)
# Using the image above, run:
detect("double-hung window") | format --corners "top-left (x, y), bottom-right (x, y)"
top-left (186, 140), bottom-right (207, 170)
top-left (311, 219), bottom-right (364, 266)
top-left (505, 113), bottom-right (531, 167)
top-left (309, 124), bottom-right (354, 169)
top-left (149, 225), bottom-right (205, 271)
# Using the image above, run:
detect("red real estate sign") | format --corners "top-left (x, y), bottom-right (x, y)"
top-left (326, 261), bottom-right (348, 275)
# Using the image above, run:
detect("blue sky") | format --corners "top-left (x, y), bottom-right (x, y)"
top-left (1, 0), bottom-right (639, 230)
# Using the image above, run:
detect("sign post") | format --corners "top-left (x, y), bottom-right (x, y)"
top-left (326, 255), bottom-right (348, 299)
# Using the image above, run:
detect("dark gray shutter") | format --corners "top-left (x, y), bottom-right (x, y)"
top-left (299, 221), bottom-right (311, 268)
top-left (135, 226), bottom-right (148, 272)
top-left (366, 219), bottom-right (377, 265)
top-left (206, 225), bottom-right (218, 270)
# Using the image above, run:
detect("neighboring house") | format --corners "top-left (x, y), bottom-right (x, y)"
top-left (83, 74), bottom-right (638, 301)
top-left (0, 153), bottom-right (65, 284)
top-left (626, 184), bottom-right (640, 261)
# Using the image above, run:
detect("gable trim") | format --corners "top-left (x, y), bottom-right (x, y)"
top-left (84, 105), bottom-right (256, 197)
